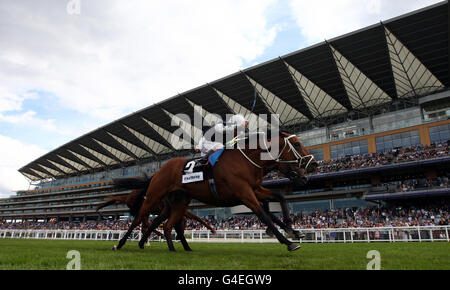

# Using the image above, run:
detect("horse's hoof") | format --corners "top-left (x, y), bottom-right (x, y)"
top-left (287, 243), bottom-right (301, 252)
top-left (294, 231), bottom-right (306, 240)
top-left (112, 245), bottom-right (119, 251)
top-left (138, 243), bottom-right (145, 249)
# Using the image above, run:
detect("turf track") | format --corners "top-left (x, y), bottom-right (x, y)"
top-left (0, 239), bottom-right (448, 270)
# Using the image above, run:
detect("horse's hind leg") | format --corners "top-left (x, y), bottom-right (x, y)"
top-left (141, 217), bottom-right (164, 246)
top-left (175, 219), bottom-right (192, 251)
top-left (163, 203), bottom-right (191, 252)
top-left (163, 222), bottom-right (176, 252)
top-left (114, 216), bottom-right (140, 250)
top-left (165, 207), bottom-right (191, 252)
top-left (138, 207), bottom-right (169, 249)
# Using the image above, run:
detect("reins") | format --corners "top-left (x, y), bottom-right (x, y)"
top-left (233, 132), bottom-right (315, 170)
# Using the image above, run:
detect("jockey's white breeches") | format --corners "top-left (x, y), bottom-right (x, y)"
top-left (199, 140), bottom-right (224, 156)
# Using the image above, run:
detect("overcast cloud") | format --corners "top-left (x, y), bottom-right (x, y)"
top-left (0, 0), bottom-right (278, 196)
top-left (290, 0), bottom-right (443, 44)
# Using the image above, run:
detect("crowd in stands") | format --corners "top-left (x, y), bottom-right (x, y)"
top-left (370, 176), bottom-right (450, 194)
top-left (0, 220), bottom-right (131, 231)
top-left (316, 142), bottom-right (450, 174)
top-left (184, 202), bottom-right (449, 230)
top-left (288, 203), bottom-right (449, 229)
top-left (262, 142), bottom-right (450, 180)
top-left (2, 142), bottom-right (449, 232)
top-left (2, 200), bottom-right (447, 231)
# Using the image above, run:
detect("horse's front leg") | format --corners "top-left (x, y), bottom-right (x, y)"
top-left (239, 185), bottom-right (300, 252)
top-left (256, 186), bottom-right (304, 240)
top-left (271, 190), bottom-right (305, 240)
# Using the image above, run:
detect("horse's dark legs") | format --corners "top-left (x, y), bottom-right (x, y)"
top-left (257, 187), bottom-right (303, 240)
top-left (114, 217), bottom-right (140, 250)
top-left (174, 220), bottom-right (192, 251)
top-left (272, 192), bottom-right (294, 229)
top-left (262, 200), bottom-right (277, 237)
top-left (162, 202), bottom-right (190, 252)
top-left (240, 188), bottom-right (299, 251)
top-left (254, 206), bottom-right (300, 251)
top-left (270, 200), bottom-right (303, 239)
top-left (138, 210), bottom-right (169, 249)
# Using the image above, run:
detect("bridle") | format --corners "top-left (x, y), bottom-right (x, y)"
top-left (235, 132), bottom-right (315, 171)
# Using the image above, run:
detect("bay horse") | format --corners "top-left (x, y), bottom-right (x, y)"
top-left (114, 131), bottom-right (316, 252)
top-left (96, 189), bottom-right (216, 235)
top-left (97, 176), bottom-right (215, 250)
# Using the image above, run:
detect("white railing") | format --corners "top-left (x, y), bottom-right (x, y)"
top-left (0, 226), bottom-right (449, 243)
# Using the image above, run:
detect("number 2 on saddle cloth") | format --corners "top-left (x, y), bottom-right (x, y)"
top-left (182, 149), bottom-right (225, 201)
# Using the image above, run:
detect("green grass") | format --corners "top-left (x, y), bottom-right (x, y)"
top-left (0, 239), bottom-right (449, 270)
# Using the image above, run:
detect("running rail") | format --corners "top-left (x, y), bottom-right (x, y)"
top-left (1, 226), bottom-right (449, 243)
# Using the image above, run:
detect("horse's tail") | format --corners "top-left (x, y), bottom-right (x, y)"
top-left (129, 188), bottom-right (147, 217)
top-left (96, 198), bottom-right (118, 212)
top-left (112, 174), bottom-right (152, 190)
top-left (185, 211), bottom-right (216, 234)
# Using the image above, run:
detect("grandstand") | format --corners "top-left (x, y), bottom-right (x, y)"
top-left (0, 1), bottom-right (449, 226)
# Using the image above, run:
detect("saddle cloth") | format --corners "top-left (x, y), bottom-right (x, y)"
top-left (182, 148), bottom-right (225, 183)
top-left (182, 159), bottom-right (205, 184)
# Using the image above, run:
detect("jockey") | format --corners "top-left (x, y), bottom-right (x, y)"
top-left (196, 114), bottom-right (249, 159)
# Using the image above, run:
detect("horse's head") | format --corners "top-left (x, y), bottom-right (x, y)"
top-left (274, 132), bottom-right (318, 186)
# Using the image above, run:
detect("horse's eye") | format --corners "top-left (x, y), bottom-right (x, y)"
top-left (294, 143), bottom-right (301, 148)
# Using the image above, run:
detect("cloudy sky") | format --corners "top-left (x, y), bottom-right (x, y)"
top-left (0, 0), bottom-right (443, 197)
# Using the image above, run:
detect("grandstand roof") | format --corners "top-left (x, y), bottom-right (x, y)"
top-left (19, 1), bottom-right (449, 181)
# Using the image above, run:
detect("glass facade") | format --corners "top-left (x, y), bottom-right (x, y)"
top-left (372, 107), bottom-right (423, 134)
top-left (330, 140), bottom-right (368, 160)
top-left (37, 161), bottom-right (161, 189)
top-left (292, 200), bottom-right (331, 213)
top-left (298, 128), bottom-right (327, 147)
top-left (376, 130), bottom-right (420, 153)
top-left (190, 207), bottom-right (232, 219)
top-left (332, 198), bottom-right (374, 209)
top-left (298, 107), bottom-right (424, 148)
top-left (429, 124), bottom-right (450, 144)
top-left (308, 148), bottom-right (324, 161)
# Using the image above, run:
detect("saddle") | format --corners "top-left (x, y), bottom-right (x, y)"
top-left (182, 149), bottom-right (225, 201)
top-left (182, 149), bottom-right (225, 180)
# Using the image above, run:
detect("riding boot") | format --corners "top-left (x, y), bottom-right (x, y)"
top-left (200, 149), bottom-right (215, 165)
